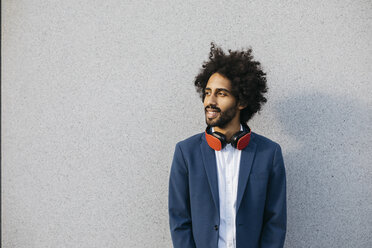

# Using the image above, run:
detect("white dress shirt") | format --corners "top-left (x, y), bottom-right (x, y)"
top-left (212, 125), bottom-right (243, 248)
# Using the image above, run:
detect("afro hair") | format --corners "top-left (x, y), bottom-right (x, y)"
top-left (194, 42), bottom-right (268, 123)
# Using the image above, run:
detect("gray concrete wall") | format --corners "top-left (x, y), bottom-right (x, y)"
top-left (2, 0), bottom-right (371, 247)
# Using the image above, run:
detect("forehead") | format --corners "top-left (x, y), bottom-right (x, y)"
top-left (205, 73), bottom-right (232, 90)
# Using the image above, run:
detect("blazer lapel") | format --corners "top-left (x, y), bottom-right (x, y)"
top-left (200, 132), bottom-right (258, 214)
top-left (200, 134), bottom-right (220, 215)
top-left (236, 134), bottom-right (257, 211)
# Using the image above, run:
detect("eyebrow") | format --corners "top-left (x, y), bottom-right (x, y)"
top-left (205, 87), bottom-right (231, 94)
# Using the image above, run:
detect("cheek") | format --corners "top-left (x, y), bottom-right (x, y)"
top-left (221, 99), bottom-right (237, 109)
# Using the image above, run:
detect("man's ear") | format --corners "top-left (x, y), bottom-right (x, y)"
top-left (238, 101), bottom-right (247, 110)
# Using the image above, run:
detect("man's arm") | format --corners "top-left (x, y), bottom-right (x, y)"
top-left (168, 143), bottom-right (196, 248)
top-left (260, 144), bottom-right (287, 248)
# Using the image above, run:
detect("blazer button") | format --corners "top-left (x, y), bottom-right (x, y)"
top-left (214, 225), bottom-right (219, 231)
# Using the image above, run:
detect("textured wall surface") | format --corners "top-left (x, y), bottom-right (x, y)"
top-left (2, 0), bottom-right (371, 247)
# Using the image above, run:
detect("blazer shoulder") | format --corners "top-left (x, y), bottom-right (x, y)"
top-left (175, 132), bottom-right (203, 149)
top-left (251, 131), bottom-right (281, 150)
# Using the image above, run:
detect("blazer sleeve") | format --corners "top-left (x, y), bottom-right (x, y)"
top-left (168, 143), bottom-right (196, 248)
top-left (260, 144), bottom-right (287, 248)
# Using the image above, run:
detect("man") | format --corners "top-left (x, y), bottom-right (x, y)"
top-left (168, 43), bottom-right (286, 248)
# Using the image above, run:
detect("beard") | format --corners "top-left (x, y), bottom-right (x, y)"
top-left (205, 104), bottom-right (238, 128)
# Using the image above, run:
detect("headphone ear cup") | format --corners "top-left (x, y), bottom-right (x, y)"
top-left (230, 131), bottom-right (245, 148)
top-left (212, 131), bottom-right (227, 149)
top-left (205, 125), bottom-right (251, 150)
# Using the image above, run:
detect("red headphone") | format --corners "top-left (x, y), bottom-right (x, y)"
top-left (205, 123), bottom-right (252, 151)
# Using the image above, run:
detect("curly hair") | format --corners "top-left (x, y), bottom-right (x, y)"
top-left (194, 42), bottom-right (268, 124)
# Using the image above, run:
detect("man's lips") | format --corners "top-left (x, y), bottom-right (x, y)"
top-left (205, 108), bottom-right (220, 119)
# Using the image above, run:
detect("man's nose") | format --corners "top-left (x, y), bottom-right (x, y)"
top-left (205, 93), bottom-right (217, 106)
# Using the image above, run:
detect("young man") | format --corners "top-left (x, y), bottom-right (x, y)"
top-left (168, 43), bottom-right (286, 248)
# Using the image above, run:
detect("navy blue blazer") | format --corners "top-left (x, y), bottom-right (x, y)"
top-left (168, 131), bottom-right (287, 248)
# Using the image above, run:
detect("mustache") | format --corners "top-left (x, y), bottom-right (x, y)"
top-left (205, 106), bottom-right (221, 112)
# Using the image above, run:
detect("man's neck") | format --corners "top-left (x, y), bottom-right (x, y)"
top-left (213, 120), bottom-right (241, 143)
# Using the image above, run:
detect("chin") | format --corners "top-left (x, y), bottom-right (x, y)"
top-left (205, 119), bottom-right (219, 127)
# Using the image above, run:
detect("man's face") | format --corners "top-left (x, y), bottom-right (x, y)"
top-left (203, 72), bottom-right (239, 128)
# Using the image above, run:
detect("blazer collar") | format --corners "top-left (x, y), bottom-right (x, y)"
top-left (200, 132), bottom-right (258, 214)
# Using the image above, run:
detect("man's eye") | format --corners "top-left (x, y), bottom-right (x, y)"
top-left (218, 92), bottom-right (226, 96)
top-left (204, 92), bottom-right (211, 96)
